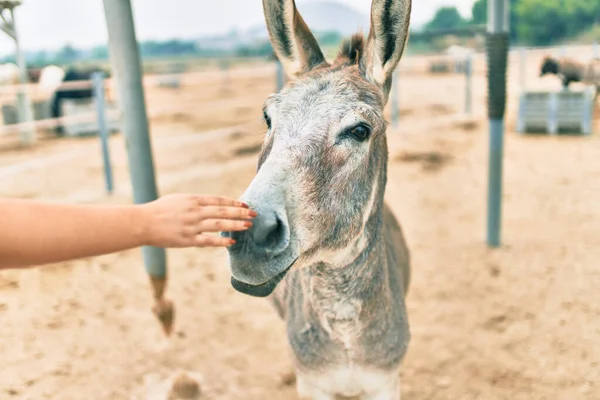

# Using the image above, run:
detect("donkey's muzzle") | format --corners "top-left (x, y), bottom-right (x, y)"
top-left (230, 260), bottom-right (295, 297)
top-left (222, 206), bottom-right (297, 295)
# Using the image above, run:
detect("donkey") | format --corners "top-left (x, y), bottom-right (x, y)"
top-left (540, 55), bottom-right (600, 97)
top-left (223, 0), bottom-right (412, 398)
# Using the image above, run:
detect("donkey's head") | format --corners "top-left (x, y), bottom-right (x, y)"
top-left (223, 0), bottom-right (411, 297)
top-left (540, 56), bottom-right (559, 77)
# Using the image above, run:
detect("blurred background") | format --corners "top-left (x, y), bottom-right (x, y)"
top-left (0, 0), bottom-right (599, 399)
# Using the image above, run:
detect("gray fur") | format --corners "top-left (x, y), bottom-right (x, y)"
top-left (224, 0), bottom-right (412, 398)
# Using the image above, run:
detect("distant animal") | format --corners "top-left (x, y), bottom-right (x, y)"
top-left (0, 63), bottom-right (20, 85)
top-left (446, 45), bottom-right (474, 73)
top-left (540, 55), bottom-right (600, 95)
top-left (49, 67), bottom-right (103, 135)
top-left (38, 65), bottom-right (66, 93)
top-left (221, 0), bottom-right (412, 399)
top-left (26, 67), bottom-right (44, 84)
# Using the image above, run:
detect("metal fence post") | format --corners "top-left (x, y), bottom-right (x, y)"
top-left (391, 70), bottom-right (399, 128)
top-left (220, 58), bottom-right (230, 89)
top-left (519, 47), bottom-right (526, 90)
top-left (92, 72), bottom-right (114, 194)
top-left (102, 0), bottom-right (173, 335)
top-left (10, 7), bottom-right (35, 146)
top-left (276, 59), bottom-right (285, 92)
top-left (465, 54), bottom-right (472, 115)
top-left (485, 0), bottom-right (510, 248)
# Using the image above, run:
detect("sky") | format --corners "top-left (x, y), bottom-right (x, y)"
top-left (0, 0), bottom-right (478, 55)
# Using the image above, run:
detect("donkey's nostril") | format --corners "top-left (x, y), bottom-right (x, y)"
top-left (252, 212), bottom-right (286, 250)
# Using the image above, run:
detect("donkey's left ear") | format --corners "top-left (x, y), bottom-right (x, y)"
top-left (363, 0), bottom-right (412, 103)
top-left (263, 0), bottom-right (327, 78)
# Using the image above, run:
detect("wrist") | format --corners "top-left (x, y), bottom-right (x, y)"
top-left (130, 204), bottom-right (153, 246)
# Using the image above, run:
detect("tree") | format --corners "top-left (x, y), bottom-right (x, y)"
top-left (425, 7), bottom-right (466, 31)
top-left (90, 46), bottom-right (108, 61)
top-left (515, 0), bottom-right (567, 45)
top-left (56, 44), bottom-right (80, 64)
top-left (471, 0), bottom-right (486, 25)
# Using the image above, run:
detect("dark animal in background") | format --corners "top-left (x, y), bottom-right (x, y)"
top-left (50, 67), bottom-right (105, 135)
top-left (27, 67), bottom-right (44, 84)
top-left (540, 55), bottom-right (600, 96)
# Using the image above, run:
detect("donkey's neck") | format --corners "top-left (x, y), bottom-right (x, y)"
top-left (305, 201), bottom-right (389, 325)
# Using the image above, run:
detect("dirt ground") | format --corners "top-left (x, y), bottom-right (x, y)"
top-left (1, 48), bottom-right (599, 400)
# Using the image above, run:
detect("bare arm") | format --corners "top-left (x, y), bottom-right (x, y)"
top-left (0, 194), bottom-right (255, 270)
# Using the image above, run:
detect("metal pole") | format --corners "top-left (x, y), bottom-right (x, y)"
top-left (391, 70), bottom-right (399, 127)
top-left (275, 59), bottom-right (285, 92)
top-left (10, 7), bottom-right (35, 146)
top-left (101, 0), bottom-right (173, 335)
top-left (485, 0), bottom-right (509, 248)
top-left (465, 54), bottom-right (472, 115)
top-left (92, 72), bottom-right (114, 194)
top-left (220, 58), bottom-right (230, 89)
top-left (519, 47), bottom-right (526, 90)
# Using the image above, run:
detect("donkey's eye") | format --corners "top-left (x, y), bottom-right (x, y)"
top-left (263, 111), bottom-right (272, 129)
top-left (345, 123), bottom-right (371, 142)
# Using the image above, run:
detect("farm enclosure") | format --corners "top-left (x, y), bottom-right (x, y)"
top-left (0, 49), bottom-right (599, 399)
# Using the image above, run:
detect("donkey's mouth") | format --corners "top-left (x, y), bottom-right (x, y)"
top-left (230, 259), bottom-right (296, 298)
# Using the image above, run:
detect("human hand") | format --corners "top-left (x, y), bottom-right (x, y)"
top-left (137, 194), bottom-right (255, 248)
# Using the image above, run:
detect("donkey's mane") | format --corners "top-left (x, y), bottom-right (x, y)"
top-left (335, 33), bottom-right (365, 67)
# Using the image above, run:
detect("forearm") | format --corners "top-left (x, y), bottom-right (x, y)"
top-left (0, 199), bottom-right (147, 269)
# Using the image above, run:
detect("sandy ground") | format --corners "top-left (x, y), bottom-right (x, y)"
top-left (1, 49), bottom-right (599, 400)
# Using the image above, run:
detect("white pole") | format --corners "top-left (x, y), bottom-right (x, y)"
top-left (465, 53), bottom-right (472, 115)
top-left (519, 47), bottom-right (526, 90)
top-left (10, 7), bottom-right (35, 146)
top-left (391, 70), bottom-right (399, 128)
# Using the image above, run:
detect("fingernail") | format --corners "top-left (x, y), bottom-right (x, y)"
top-left (240, 202), bottom-right (249, 208)
top-left (248, 210), bottom-right (258, 217)
top-left (243, 221), bottom-right (253, 228)
top-left (228, 239), bottom-right (236, 245)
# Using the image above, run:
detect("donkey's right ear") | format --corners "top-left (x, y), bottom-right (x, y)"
top-left (262, 0), bottom-right (328, 78)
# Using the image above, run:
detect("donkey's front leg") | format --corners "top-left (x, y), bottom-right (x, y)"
top-left (296, 374), bottom-right (336, 400)
top-left (361, 378), bottom-right (401, 400)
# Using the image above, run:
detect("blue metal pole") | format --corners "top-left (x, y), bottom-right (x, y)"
top-left (276, 59), bottom-right (285, 92)
top-left (391, 70), bottom-right (399, 127)
top-left (102, 0), bottom-right (173, 335)
top-left (10, 7), bottom-right (36, 146)
top-left (465, 54), bottom-right (472, 115)
top-left (92, 72), bottom-right (114, 194)
top-left (486, 0), bottom-right (510, 247)
top-left (220, 58), bottom-right (230, 88)
top-left (519, 47), bottom-right (526, 90)
top-left (487, 120), bottom-right (504, 246)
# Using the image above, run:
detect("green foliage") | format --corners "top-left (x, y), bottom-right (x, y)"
top-left (467, 0), bottom-right (600, 45)
top-left (56, 44), bottom-right (80, 64)
top-left (316, 31), bottom-right (343, 47)
top-left (425, 7), bottom-right (467, 31)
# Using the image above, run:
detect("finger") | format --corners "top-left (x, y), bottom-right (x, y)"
top-left (198, 219), bottom-right (252, 233)
top-left (195, 234), bottom-right (236, 248)
top-left (195, 195), bottom-right (249, 208)
top-left (200, 206), bottom-right (257, 220)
